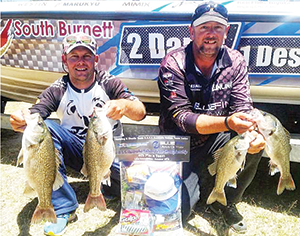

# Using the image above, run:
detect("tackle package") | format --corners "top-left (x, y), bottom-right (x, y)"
top-left (114, 135), bottom-right (190, 236)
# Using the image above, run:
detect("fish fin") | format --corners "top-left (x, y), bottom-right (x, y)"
top-left (83, 193), bottom-right (106, 212)
top-left (17, 148), bottom-right (24, 166)
top-left (82, 142), bottom-right (86, 155)
top-left (207, 188), bottom-right (227, 206)
top-left (53, 172), bottom-right (64, 191)
top-left (266, 143), bottom-right (273, 154)
top-left (81, 144), bottom-right (88, 177)
top-left (52, 148), bottom-right (64, 191)
top-left (269, 162), bottom-right (279, 176)
top-left (31, 205), bottom-right (57, 224)
top-left (80, 163), bottom-right (88, 177)
top-left (23, 181), bottom-right (36, 197)
top-left (227, 177), bottom-right (237, 188)
top-left (97, 135), bottom-right (108, 146)
top-left (240, 158), bottom-right (246, 171)
top-left (102, 170), bottom-right (111, 186)
top-left (283, 127), bottom-right (291, 140)
top-left (55, 148), bottom-right (61, 162)
top-left (213, 148), bottom-right (222, 161)
top-left (208, 162), bottom-right (217, 176)
top-left (277, 174), bottom-right (296, 195)
top-left (282, 126), bottom-right (292, 152)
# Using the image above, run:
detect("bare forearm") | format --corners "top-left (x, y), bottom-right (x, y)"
top-left (196, 112), bottom-right (255, 135)
top-left (106, 99), bottom-right (146, 121)
top-left (196, 114), bottom-right (228, 134)
top-left (123, 99), bottom-right (146, 121)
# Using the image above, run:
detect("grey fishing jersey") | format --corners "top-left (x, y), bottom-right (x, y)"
top-left (30, 70), bottom-right (137, 140)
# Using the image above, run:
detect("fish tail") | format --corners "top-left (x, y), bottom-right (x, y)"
top-left (31, 205), bottom-right (57, 224)
top-left (83, 193), bottom-right (107, 212)
top-left (277, 174), bottom-right (296, 195)
top-left (206, 188), bottom-right (227, 206)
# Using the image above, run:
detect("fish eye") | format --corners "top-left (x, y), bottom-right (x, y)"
top-left (269, 130), bottom-right (274, 136)
top-left (38, 121), bottom-right (43, 126)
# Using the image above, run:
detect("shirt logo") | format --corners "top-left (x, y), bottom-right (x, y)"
top-left (170, 91), bottom-right (177, 98)
top-left (212, 81), bottom-right (232, 92)
top-left (190, 84), bottom-right (202, 91)
top-left (163, 72), bottom-right (174, 86)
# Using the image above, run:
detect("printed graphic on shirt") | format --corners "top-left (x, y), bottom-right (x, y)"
top-left (212, 81), bottom-right (232, 92)
top-left (162, 72), bottom-right (174, 86)
top-left (66, 100), bottom-right (89, 138)
top-left (194, 101), bottom-right (229, 115)
top-left (170, 91), bottom-right (177, 99)
top-left (66, 96), bottom-right (107, 139)
top-left (189, 84), bottom-right (202, 92)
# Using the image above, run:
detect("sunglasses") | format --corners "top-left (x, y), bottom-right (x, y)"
top-left (65, 34), bottom-right (94, 46)
top-left (192, 2), bottom-right (228, 22)
top-left (63, 33), bottom-right (97, 54)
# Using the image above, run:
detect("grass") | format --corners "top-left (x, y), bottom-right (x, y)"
top-left (1, 128), bottom-right (299, 236)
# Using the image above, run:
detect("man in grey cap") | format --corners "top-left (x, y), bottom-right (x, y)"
top-left (158, 1), bottom-right (265, 233)
top-left (10, 32), bottom-right (146, 235)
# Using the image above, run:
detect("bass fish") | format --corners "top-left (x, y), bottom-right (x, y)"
top-left (18, 113), bottom-right (63, 224)
top-left (251, 109), bottom-right (295, 195)
top-left (207, 131), bottom-right (253, 206)
top-left (81, 107), bottom-right (115, 212)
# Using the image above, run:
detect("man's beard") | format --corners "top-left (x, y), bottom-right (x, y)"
top-left (199, 44), bottom-right (220, 57)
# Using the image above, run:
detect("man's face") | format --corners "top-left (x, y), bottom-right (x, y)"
top-left (63, 46), bottom-right (98, 86)
top-left (189, 21), bottom-right (228, 58)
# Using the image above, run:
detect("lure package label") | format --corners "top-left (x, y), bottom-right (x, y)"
top-left (115, 135), bottom-right (190, 236)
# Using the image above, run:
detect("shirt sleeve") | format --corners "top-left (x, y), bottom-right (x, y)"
top-left (29, 78), bottom-right (64, 119)
top-left (101, 71), bottom-right (138, 101)
top-left (158, 55), bottom-right (200, 134)
top-left (229, 52), bottom-right (253, 114)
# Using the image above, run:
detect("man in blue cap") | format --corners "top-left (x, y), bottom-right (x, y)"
top-left (158, 1), bottom-right (265, 233)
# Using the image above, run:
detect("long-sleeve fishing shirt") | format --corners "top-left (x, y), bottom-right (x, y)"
top-left (158, 42), bottom-right (253, 147)
top-left (30, 70), bottom-right (137, 140)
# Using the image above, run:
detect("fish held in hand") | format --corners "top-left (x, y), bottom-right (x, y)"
top-left (81, 107), bottom-right (115, 212)
top-left (18, 113), bottom-right (63, 224)
top-left (207, 131), bottom-right (253, 206)
top-left (251, 109), bottom-right (295, 195)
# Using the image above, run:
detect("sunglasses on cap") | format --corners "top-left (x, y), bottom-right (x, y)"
top-left (192, 1), bottom-right (228, 23)
top-left (63, 33), bottom-right (97, 54)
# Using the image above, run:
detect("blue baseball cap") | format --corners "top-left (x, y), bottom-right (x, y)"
top-left (192, 2), bottom-right (228, 27)
top-left (144, 172), bottom-right (181, 215)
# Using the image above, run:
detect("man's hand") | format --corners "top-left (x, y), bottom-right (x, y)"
top-left (105, 99), bottom-right (146, 121)
top-left (226, 112), bottom-right (255, 134)
top-left (10, 108), bottom-right (30, 132)
top-left (247, 130), bottom-right (265, 154)
top-left (105, 100), bottom-right (126, 120)
top-left (227, 113), bottom-right (265, 154)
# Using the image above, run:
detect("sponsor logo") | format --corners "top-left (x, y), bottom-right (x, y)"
top-left (1, 19), bottom-right (13, 57)
top-left (194, 101), bottom-right (229, 112)
top-left (212, 82), bottom-right (232, 92)
top-left (13, 20), bottom-right (114, 38)
top-left (190, 84), bottom-right (202, 91)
